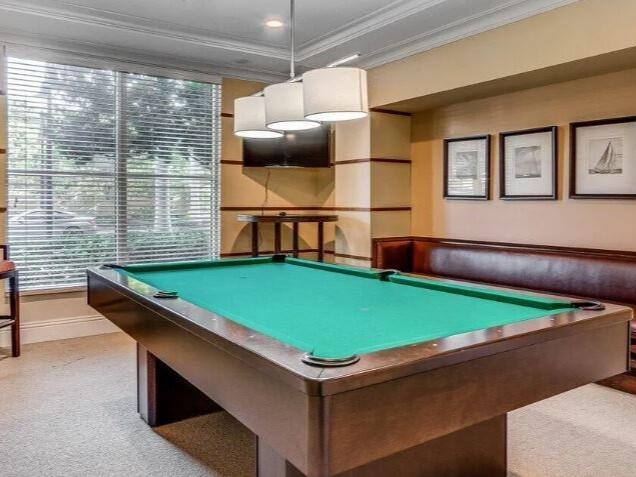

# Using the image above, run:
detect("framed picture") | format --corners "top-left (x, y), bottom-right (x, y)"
top-left (499, 126), bottom-right (557, 200)
top-left (570, 116), bottom-right (636, 198)
top-left (443, 135), bottom-right (490, 200)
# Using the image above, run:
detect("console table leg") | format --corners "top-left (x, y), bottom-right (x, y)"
top-left (251, 222), bottom-right (259, 257)
top-left (274, 223), bottom-right (282, 254)
top-left (293, 223), bottom-right (299, 258)
top-left (317, 222), bottom-right (324, 262)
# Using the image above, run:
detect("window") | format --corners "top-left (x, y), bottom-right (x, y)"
top-left (7, 58), bottom-right (221, 290)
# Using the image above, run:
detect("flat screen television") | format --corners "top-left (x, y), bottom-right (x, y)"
top-left (242, 124), bottom-right (332, 168)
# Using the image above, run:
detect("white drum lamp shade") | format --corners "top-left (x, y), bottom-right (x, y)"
top-left (303, 67), bottom-right (368, 122)
top-left (234, 96), bottom-right (283, 138)
top-left (264, 82), bottom-right (320, 131)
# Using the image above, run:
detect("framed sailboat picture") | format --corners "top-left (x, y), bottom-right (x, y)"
top-left (500, 126), bottom-right (557, 200)
top-left (570, 116), bottom-right (636, 198)
top-left (444, 135), bottom-right (491, 200)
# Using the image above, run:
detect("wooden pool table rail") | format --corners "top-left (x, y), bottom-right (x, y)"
top-left (87, 264), bottom-right (629, 395)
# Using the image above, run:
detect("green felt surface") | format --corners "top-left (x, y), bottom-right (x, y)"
top-left (120, 257), bottom-right (574, 359)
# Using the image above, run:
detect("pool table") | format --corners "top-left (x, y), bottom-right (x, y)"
top-left (87, 255), bottom-right (632, 477)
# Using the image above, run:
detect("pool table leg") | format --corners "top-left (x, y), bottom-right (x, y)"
top-left (292, 223), bottom-right (299, 258)
top-left (256, 415), bottom-right (506, 477)
top-left (257, 438), bottom-right (305, 477)
top-left (137, 344), bottom-right (223, 427)
top-left (317, 222), bottom-right (324, 262)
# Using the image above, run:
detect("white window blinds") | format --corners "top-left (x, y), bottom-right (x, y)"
top-left (7, 58), bottom-right (221, 290)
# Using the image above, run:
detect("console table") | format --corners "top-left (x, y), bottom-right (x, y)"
top-left (237, 214), bottom-right (338, 261)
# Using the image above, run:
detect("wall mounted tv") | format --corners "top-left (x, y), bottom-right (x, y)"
top-left (242, 124), bottom-right (332, 168)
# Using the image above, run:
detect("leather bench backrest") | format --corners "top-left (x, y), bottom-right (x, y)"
top-left (410, 240), bottom-right (636, 305)
top-left (372, 238), bottom-right (636, 306)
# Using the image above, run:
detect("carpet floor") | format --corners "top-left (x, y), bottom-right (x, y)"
top-left (1, 333), bottom-right (635, 477)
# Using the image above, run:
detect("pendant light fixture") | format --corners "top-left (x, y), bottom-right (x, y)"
top-left (265, 82), bottom-right (319, 130)
top-left (264, 0), bottom-right (320, 131)
top-left (233, 96), bottom-right (283, 138)
top-left (303, 67), bottom-right (368, 122)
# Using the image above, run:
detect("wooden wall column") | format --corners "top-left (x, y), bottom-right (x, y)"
top-left (333, 111), bottom-right (412, 267)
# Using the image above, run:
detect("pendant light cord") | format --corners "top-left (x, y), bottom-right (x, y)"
top-left (289, 0), bottom-right (295, 80)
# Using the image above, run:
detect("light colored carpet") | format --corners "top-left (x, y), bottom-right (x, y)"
top-left (1, 333), bottom-right (635, 477)
top-left (0, 333), bottom-right (254, 477)
top-left (509, 381), bottom-right (636, 477)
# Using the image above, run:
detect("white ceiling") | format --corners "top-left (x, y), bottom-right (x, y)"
top-left (0, 0), bottom-right (578, 82)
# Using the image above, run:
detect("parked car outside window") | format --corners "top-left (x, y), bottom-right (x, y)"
top-left (9, 209), bottom-right (97, 236)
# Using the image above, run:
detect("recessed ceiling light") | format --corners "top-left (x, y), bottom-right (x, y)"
top-left (265, 19), bottom-right (284, 28)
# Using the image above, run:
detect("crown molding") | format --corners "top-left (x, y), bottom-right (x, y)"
top-left (0, 30), bottom-right (287, 83)
top-left (26, 0), bottom-right (286, 50)
top-left (358, 0), bottom-right (579, 69)
top-left (296, 0), bottom-right (447, 61)
top-left (0, 1), bottom-right (288, 59)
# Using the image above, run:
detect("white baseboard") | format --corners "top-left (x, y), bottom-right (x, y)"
top-left (0, 314), bottom-right (120, 347)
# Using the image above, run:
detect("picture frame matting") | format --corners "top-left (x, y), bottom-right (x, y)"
top-left (443, 134), bottom-right (491, 200)
top-left (570, 115), bottom-right (636, 199)
top-left (499, 126), bottom-right (558, 200)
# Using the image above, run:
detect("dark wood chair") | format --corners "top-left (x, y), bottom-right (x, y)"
top-left (0, 245), bottom-right (19, 357)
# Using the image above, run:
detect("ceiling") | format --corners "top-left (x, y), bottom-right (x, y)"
top-left (0, 0), bottom-right (578, 82)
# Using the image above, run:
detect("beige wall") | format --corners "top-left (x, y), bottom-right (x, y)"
top-left (369, 0), bottom-right (636, 109)
top-left (411, 67), bottom-right (636, 251)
